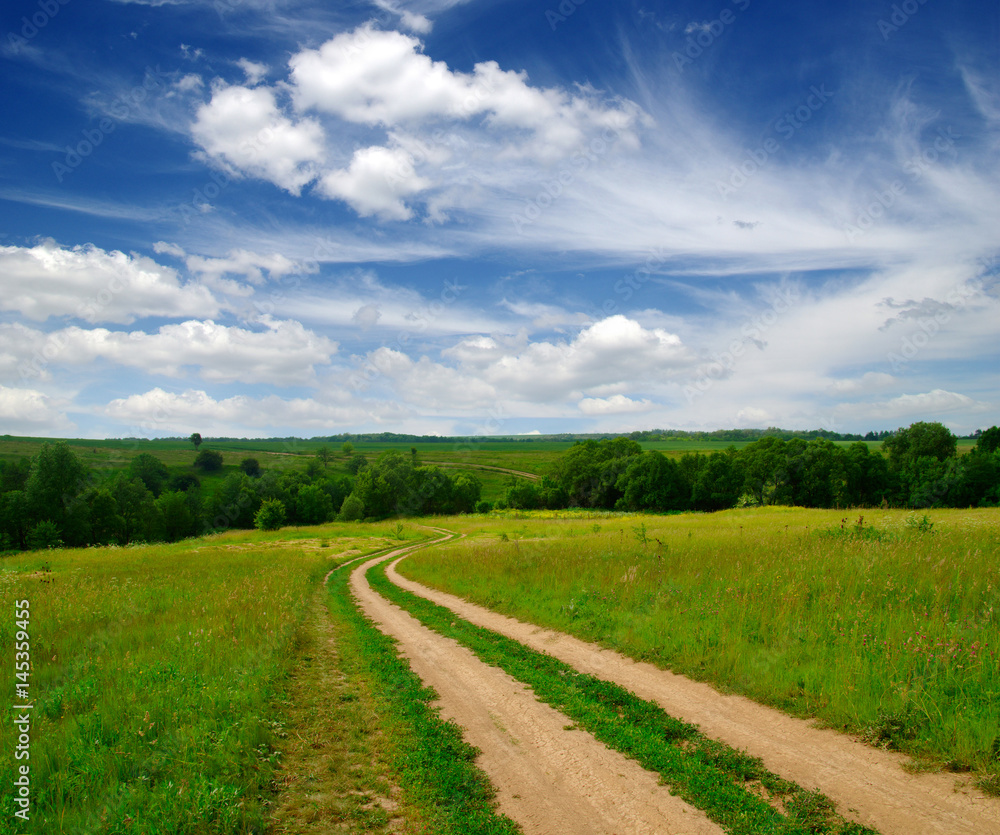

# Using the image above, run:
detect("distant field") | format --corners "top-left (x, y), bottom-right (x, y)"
top-left (0, 433), bottom-right (977, 508)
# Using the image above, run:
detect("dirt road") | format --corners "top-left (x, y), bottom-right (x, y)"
top-left (351, 546), bottom-right (725, 835)
top-left (384, 553), bottom-right (1000, 835)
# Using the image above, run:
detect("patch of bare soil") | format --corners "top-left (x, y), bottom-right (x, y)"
top-left (352, 552), bottom-right (725, 835)
top-left (386, 559), bottom-right (1000, 835)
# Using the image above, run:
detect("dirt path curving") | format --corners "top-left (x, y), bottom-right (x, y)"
top-left (386, 556), bottom-right (1000, 835)
top-left (351, 547), bottom-right (725, 835)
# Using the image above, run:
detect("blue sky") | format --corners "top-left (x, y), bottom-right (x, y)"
top-left (1, 0), bottom-right (997, 439)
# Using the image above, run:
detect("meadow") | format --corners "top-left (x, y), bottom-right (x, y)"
top-left (398, 506), bottom-right (1000, 792)
top-left (0, 523), bottom-right (409, 834)
top-left (0, 520), bottom-right (530, 835)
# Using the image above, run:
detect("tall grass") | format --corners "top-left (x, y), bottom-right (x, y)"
top-left (0, 524), bottom-right (401, 834)
top-left (400, 508), bottom-right (1000, 788)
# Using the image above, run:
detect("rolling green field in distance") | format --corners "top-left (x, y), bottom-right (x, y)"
top-left (399, 506), bottom-right (1000, 793)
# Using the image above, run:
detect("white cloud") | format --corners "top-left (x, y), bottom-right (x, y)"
top-left (289, 26), bottom-right (644, 161)
top-left (174, 73), bottom-right (204, 93)
top-left (191, 84), bottom-right (325, 194)
top-left (353, 303), bottom-right (382, 330)
top-left (0, 239), bottom-right (218, 324)
top-left (837, 389), bottom-right (990, 423)
top-left (578, 394), bottom-right (653, 415)
top-left (104, 387), bottom-right (411, 434)
top-left (481, 315), bottom-right (693, 401)
top-left (373, 0), bottom-right (433, 33)
top-left (4, 319), bottom-right (337, 386)
top-left (351, 315), bottom-right (693, 411)
top-left (318, 145), bottom-right (431, 220)
top-left (185, 249), bottom-right (309, 286)
top-left (237, 58), bottom-right (268, 85)
top-left (0, 385), bottom-right (75, 435)
top-left (153, 241), bottom-right (186, 258)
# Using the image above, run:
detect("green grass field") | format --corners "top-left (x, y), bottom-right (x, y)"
top-left (0, 524), bottom-right (403, 834)
top-left (0, 520), bottom-right (531, 835)
top-left (398, 507), bottom-right (1000, 792)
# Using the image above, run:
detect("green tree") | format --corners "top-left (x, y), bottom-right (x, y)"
top-left (295, 484), bottom-right (333, 525)
top-left (341, 441), bottom-right (354, 456)
top-left (88, 489), bottom-right (123, 546)
top-left (255, 499), bottom-right (287, 531)
top-left (975, 425), bottom-right (1000, 456)
top-left (351, 450), bottom-right (414, 518)
top-left (240, 457), bottom-right (262, 477)
top-left (110, 475), bottom-right (160, 544)
top-left (156, 490), bottom-right (199, 542)
top-left (691, 449), bottom-right (743, 511)
top-left (25, 442), bottom-right (89, 541)
top-left (194, 448), bottom-right (224, 472)
top-left (451, 473), bottom-right (483, 514)
top-left (0, 457), bottom-right (30, 493)
top-left (882, 422), bottom-right (958, 469)
top-left (128, 453), bottom-right (170, 497)
top-left (0, 491), bottom-right (30, 550)
top-left (315, 446), bottom-right (332, 469)
top-left (338, 493), bottom-right (365, 521)
top-left (739, 436), bottom-right (787, 506)
top-left (27, 520), bottom-right (63, 551)
top-left (346, 454), bottom-right (368, 475)
top-left (616, 451), bottom-right (688, 511)
top-left (189, 432), bottom-right (203, 450)
top-left (212, 473), bottom-right (259, 529)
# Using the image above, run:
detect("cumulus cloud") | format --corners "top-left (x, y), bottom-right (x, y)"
top-left (352, 315), bottom-right (693, 410)
top-left (481, 315), bottom-right (694, 401)
top-left (4, 318), bottom-right (337, 386)
top-left (0, 239), bottom-right (219, 324)
top-left (191, 84), bottom-right (325, 194)
top-left (104, 387), bottom-right (410, 433)
top-left (317, 145), bottom-right (431, 220)
top-left (289, 25), bottom-right (644, 159)
top-left (0, 385), bottom-right (75, 435)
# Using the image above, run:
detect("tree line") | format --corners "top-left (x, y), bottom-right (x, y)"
top-left (494, 422), bottom-right (1000, 513)
top-left (0, 444), bottom-right (481, 552)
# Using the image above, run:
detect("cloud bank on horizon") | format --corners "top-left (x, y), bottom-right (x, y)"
top-left (0, 0), bottom-right (997, 438)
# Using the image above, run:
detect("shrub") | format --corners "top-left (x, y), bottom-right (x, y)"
top-left (254, 499), bottom-right (286, 531)
top-left (339, 494), bottom-right (364, 522)
top-left (194, 449), bottom-right (224, 472)
top-left (27, 519), bottom-right (63, 551)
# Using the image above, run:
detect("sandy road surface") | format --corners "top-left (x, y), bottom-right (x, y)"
top-left (385, 556), bottom-right (1000, 835)
top-left (351, 545), bottom-right (724, 835)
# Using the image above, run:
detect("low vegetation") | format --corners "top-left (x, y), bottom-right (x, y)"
top-left (399, 507), bottom-right (1000, 792)
top-left (369, 559), bottom-right (875, 834)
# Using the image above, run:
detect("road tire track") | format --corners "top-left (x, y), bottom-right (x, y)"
top-left (386, 548), bottom-right (1000, 835)
top-left (350, 545), bottom-right (725, 835)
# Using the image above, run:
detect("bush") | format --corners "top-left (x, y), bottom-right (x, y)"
top-left (339, 494), bottom-right (364, 522)
top-left (254, 499), bottom-right (287, 531)
top-left (240, 458), bottom-right (262, 478)
top-left (27, 520), bottom-right (63, 551)
top-left (194, 449), bottom-right (224, 472)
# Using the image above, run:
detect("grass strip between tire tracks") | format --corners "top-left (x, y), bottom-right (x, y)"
top-left (368, 556), bottom-right (879, 835)
top-left (325, 551), bottom-right (523, 835)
